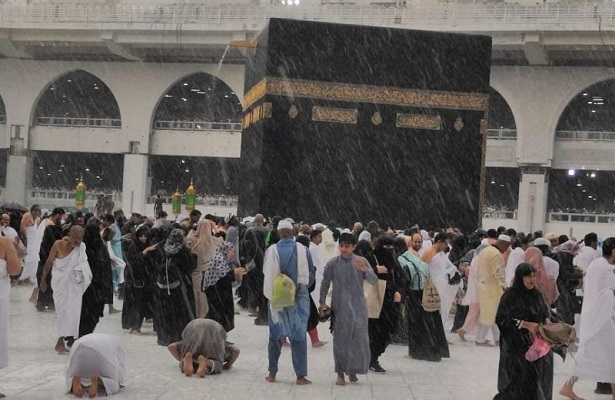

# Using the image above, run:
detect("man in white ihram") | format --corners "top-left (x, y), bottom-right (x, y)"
top-left (560, 237), bottom-right (615, 400)
top-left (40, 226), bottom-right (92, 354)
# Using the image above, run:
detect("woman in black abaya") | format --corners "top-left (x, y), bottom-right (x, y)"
top-left (494, 262), bottom-right (553, 400)
top-left (122, 224), bottom-right (156, 334)
top-left (79, 224), bottom-right (112, 337)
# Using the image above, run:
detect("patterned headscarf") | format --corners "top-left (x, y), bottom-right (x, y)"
top-left (164, 228), bottom-right (185, 255)
top-left (202, 242), bottom-right (234, 290)
top-left (554, 240), bottom-right (580, 256)
top-left (524, 247), bottom-right (558, 307)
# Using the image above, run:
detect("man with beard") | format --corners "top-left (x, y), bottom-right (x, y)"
top-left (421, 232), bottom-right (460, 338)
top-left (475, 234), bottom-right (510, 346)
top-left (368, 236), bottom-right (402, 373)
top-left (36, 207), bottom-right (65, 312)
top-left (40, 226), bottom-right (92, 354)
top-left (399, 232), bottom-right (450, 362)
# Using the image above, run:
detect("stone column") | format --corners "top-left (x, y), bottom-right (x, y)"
top-left (121, 153), bottom-right (149, 215)
top-left (4, 125), bottom-right (30, 205)
top-left (517, 165), bottom-right (549, 234)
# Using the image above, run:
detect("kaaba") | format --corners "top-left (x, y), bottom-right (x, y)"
top-left (237, 18), bottom-right (492, 232)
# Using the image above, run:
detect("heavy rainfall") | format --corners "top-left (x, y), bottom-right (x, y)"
top-left (1, 0), bottom-right (615, 399)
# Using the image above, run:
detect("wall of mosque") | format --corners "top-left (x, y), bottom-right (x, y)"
top-left (491, 65), bottom-right (615, 168)
top-left (3, 60), bottom-right (615, 231)
top-left (0, 58), bottom-right (245, 154)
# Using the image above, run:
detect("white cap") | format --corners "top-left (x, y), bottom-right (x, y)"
top-left (534, 238), bottom-right (551, 247)
top-left (497, 234), bottom-right (511, 244)
top-left (277, 220), bottom-right (294, 231)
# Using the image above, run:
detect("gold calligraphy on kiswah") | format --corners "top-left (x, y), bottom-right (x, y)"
top-left (396, 114), bottom-right (442, 130)
top-left (312, 106), bottom-right (358, 124)
top-left (242, 77), bottom-right (489, 112)
top-left (242, 101), bottom-right (273, 130)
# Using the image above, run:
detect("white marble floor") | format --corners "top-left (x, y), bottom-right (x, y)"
top-left (0, 284), bottom-right (608, 400)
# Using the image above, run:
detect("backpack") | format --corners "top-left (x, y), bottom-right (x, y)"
top-left (156, 257), bottom-right (182, 294)
top-left (270, 273), bottom-right (296, 308)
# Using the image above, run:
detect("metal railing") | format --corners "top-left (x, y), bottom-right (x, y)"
top-left (154, 120), bottom-right (242, 132)
top-left (486, 128), bottom-right (517, 139)
top-left (30, 189), bottom-right (123, 202)
top-left (555, 130), bottom-right (615, 141)
top-left (150, 194), bottom-right (238, 207)
top-left (482, 210), bottom-right (517, 220)
top-left (35, 117), bottom-right (121, 128)
top-left (548, 212), bottom-right (615, 224)
top-left (1, 3), bottom-right (615, 31)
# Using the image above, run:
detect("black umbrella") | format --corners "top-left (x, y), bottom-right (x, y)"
top-left (0, 202), bottom-right (28, 213)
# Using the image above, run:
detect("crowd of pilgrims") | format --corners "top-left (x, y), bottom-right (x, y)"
top-left (2, 204), bottom-right (612, 399)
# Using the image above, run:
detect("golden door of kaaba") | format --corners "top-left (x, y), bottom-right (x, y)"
top-left (238, 18), bottom-right (491, 232)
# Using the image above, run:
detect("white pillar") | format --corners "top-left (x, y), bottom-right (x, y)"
top-left (5, 154), bottom-right (29, 205)
top-left (517, 166), bottom-right (549, 234)
top-left (4, 128), bottom-right (30, 205)
top-left (121, 154), bottom-right (149, 215)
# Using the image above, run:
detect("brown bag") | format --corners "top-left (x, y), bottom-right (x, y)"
top-left (364, 279), bottom-right (387, 319)
top-left (539, 321), bottom-right (576, 347)
top-left (421, 278), bottom-right (441, 313)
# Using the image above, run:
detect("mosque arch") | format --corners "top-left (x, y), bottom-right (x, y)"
top-left (151, 72), bottom-right (242, 129)
top-left (488, 87), bottom-right (517, 130)
top-left (555, 79), bottom-right (615, 133)
top-left (548, 79), bottom-right (615, 214)
top-left (484, 87), bottom-right (519, 213)
top-left (32, 69), bottom-right (121, 127)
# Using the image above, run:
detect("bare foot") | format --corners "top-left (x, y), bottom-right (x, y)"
top-left (559, 383), bottom-right (585, 400)
top-left (87, 374), bottom-right (98, 398)
top-left (349, 374), bottom-right (358, 383)
top-left (456, 329), bottom-right (466, 342)
top-left (223, 348), bottom-right (240, 370)
top-left (108, 307), bottom-right (121, 314)
top-left (72, 375), bottom-right (83, 398)
top-left (475, 341), bottom-right (494, 347)
top-left (403, 354), bottom-right (413, 359)
top-left (335, 375), bottom-right (346, 386)
top-left (182, 353), bottom-right (194, 377)
top-left (312, 341), bottom-right (328, 348)
top-left (130, 329), bottom-right (141, 335)
top-left (56, 338), bottom-right (68, 355)
top-left (29, 288), bottom-right (38, 304)
top-left (265, 372), bottom-right (276, 383)
top-left (296, 376), bottom-right (312, 385)
top-left (196, 356), bottom-right (208, 378)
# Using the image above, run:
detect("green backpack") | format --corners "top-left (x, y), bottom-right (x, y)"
top-left (271, 273), bottom-right (296, 308)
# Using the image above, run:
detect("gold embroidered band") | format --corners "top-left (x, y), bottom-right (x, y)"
top-left (243, 77), bottom-right (489, 112)
top-left (312, 106), bottom-right (358, 124)
top-left (396, 114), bottom-right (441, 130)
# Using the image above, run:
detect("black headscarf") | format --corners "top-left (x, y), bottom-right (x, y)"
top-left (164, 228), bottom-right (185, 255)
top-left (498, 262), bottom-right (549, 327)
top-left (132, 224), bottom-right (150, 252)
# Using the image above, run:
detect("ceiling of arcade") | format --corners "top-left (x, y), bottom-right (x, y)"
top-left (2, 26), bottom-right (615, 66)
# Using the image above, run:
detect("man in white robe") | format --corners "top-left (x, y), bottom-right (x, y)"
top-left (0, 236), bottom-right (21, 398)
top-left (573, 232), bottom-right (600, 273)
top-left (19, 205), bottom-right (42, 284)
top-left (560, 237), bottom-right (615, 400)
top-left (475, 234), bottom-right (510, 346)
top-left (66, 333), bottom-right (126, 398)
top-left (40, 226), bottom-right (92, 354)
top-left (421, 233), bottom-right (459, 333)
